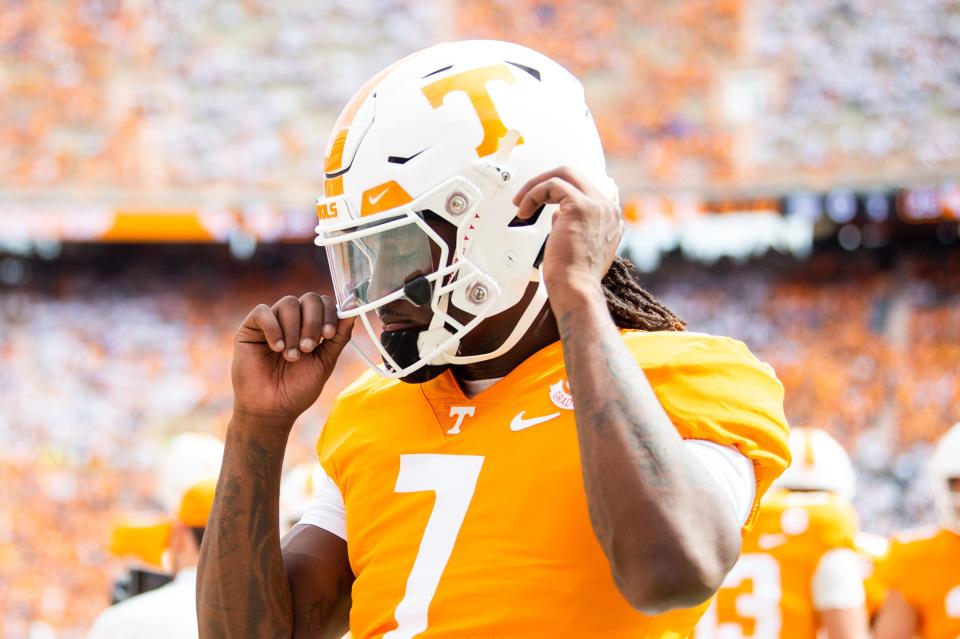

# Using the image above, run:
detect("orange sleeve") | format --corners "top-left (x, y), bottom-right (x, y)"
top-left (316, 411), bottom-right (342, 492)
top-left (814, 498), bottom-right (860, 549)
top-left (628, 333), bottom-right (792, 527)
top-left (316, 370), bottom-right (381, 492)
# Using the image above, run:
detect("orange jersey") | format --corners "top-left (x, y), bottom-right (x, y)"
top-left (876, 527), bottom-right (960, 639)
top-left (319, 330), bottom-right (790, 639)
top-left (695, 489), bottom-right (859, 639)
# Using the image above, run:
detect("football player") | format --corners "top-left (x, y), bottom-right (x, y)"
top-left (91, 478), bottom-right (218, 639)
top-left (197, 40), bottom-right (791, 638)
top-left (695, 427), bottom-right (869, 639)
top-left (874, 421), bottom-right (960, 639)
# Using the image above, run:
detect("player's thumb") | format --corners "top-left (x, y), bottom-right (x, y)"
top-left (318, 316), bottom-right (355, 363)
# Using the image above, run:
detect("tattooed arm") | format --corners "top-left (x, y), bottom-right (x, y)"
top-left (555, 291), bottom-right (741, 613)
top-left (513, 167), bottom-right (741, 613)
top-left (197, 416), bottom-right (295, 637)
top-left (197, 294), bottom-right (354, 637)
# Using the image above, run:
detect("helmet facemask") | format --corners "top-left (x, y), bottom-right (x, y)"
top-left (316, 164), bottom-right (539, 382)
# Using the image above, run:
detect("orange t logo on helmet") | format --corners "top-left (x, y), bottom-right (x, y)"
top-left (421, 64), bottom-right (524, 158)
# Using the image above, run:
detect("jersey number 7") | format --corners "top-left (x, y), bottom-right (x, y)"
top-left (383, 454), bottom-right (485, 639)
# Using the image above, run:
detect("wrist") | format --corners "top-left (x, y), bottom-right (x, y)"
top-left (230, 406), bottom-right (297, 436)
top-left (546, 276), bottom-right (606, 315)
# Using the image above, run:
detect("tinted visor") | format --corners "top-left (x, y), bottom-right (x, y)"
top-left (324, 214), bottom-right (438, 312)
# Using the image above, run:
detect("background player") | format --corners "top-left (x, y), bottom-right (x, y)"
top-left (874, 421), bottom-right (960, 639)
top-left (197, 40), bottom-right (791, 638)
top-left (695, 427), bottom-right (868, 639)
top-left (88, 478), bottom-right (218, 639)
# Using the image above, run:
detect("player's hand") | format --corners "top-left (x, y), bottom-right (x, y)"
top-left (231, 293), bottom-right (354, 427)
top-left (512, 166), bottom-right (623, 300)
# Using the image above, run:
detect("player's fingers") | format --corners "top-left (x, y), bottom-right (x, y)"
top-left (272, 295), bottom-right (303, 362)
top-left (512, 166), bottom-right (592, 206)
top-left (316, 315), bottom-right (355, 369)
top-left (298, 292), bottom-right (327, 352)
top-left (240, 304), bottom-right (285, 352)
top-left (328, 316), bottom-right (355, 350)
top-left (321, 295), bottom-right (338, 340)
top-left (515, 177), bottom-right (580, 220)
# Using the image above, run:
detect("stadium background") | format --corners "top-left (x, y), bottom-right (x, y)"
top-left (1, 0), bottom-right (959, 636)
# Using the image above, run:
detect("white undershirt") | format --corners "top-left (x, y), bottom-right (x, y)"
top-left (299, 440), bottom-right (756, 539)
top-left (811, 548), bottom-right (867, 610)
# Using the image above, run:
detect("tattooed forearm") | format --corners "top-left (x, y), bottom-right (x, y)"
top-left (196, 418), bottom-right (295, 638)
top-left (555, 292), bottom-right (741, 612)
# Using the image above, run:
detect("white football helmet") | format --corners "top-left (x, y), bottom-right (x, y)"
top-left (930, 421), bottom-right (960, 532)
top-left (314, 40), bottom-right (617, 380)
top-left (774, 427), bottom-right (857, 501)
top-left (156, 432), bottom-right (224, 513)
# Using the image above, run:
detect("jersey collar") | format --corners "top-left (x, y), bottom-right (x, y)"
top-left (419, 337), bottom-right (566, 403)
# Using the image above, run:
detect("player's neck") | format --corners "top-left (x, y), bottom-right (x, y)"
top-left (452, 305), bottom-right (561, 385)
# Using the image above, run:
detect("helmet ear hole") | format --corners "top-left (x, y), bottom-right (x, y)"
top-left (533, 236), bottom-right (548, 269)
top-left (508, 204), bottom-right (545, 228)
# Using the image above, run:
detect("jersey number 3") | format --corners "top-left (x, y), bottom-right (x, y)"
top-left (696, 553), bottom-right (782, 639)
top-left (383, 454), bottom-right (485, 639)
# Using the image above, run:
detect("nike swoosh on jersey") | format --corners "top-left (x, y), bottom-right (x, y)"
top-left (510, 411), bottom-right (561, 432)
top-left (367, 185), bottom-right (391, 206)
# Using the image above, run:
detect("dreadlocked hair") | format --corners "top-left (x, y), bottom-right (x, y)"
top-left (601, 256), bottom-right (686, 332)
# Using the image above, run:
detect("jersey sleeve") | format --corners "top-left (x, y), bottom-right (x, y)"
top-left (315, 369), bottom-right (382, 492)
top-left (811, 548), bottom-right (867, 610)
top-left (296, 464), bottom-right (348, 541)
top-left (626, 333), bottom-right (791, 528)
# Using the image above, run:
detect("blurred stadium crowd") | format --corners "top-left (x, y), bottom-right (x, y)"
top-left (459, 0), bottom-right (960, 185)
top-left (2, 0), bottom-right (960, 636)
top-left (2, 0), bottom-right (958, 198)
top-left (2, 245), bottom-right (958, 636)
top-left (0, 0), bottom-right (437, 194)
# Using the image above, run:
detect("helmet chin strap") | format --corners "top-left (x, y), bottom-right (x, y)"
top-left (416, 288), bottom-right (459, 365)
top-left (439, 267), bottom-right (549, 366)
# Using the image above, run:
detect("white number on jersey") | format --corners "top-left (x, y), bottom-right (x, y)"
top-left (695, 553), bottom-right (782, 639)
top-left (384, 454), bottom-right (485, 639)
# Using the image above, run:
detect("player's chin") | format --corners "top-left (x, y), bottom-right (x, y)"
top-left (380, 326), bottom-right (449, 384)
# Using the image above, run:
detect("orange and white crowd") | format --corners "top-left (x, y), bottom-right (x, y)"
top-left (1, 245), bottom-right (958, 636)
top-left (3, 0), bottom-right (958, 198)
